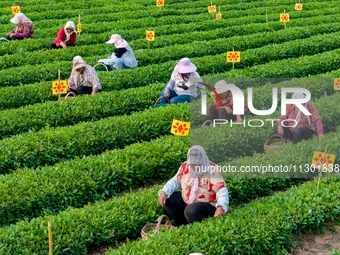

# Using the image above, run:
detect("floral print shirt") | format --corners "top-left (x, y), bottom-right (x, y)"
top-left (175, 162), bottom-right (227, 206)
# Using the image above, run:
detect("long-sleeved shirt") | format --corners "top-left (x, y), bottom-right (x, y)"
top-left (278, 101), bottom-right (324, 134)
top-left (158, 162), bottom-right (229, 214)
top-left (165, 71), bottom-right (205, 97)
top-left (53, 28), bottom-right (76, 45)
top-left (68, 64), bottom-right (102, 90)
top-left (12, 22), bottom-right (34, 39)
top-left (102, 45), bottom-right (137, 68)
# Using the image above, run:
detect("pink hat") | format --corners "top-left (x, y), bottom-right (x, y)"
top-left (73, 62), bottom-right (86, 71)
top-left (106, 34), bottom-right (122, 44)
top-left (174, 58), bottom-right (197, 74)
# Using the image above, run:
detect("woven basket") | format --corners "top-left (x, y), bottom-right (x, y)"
top-left (264, 134), bottom-right (292, 152)
top-left (63, 92), bottom-right (77, 99)
top-left (93, 63), bottom-right (109, 73)
top-left (141, 215), bottom-right (176, 240)
top-left (151, 96), bottom-right (170, 108)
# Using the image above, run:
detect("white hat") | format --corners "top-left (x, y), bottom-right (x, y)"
top-left (214, 80), bottom-right (232, 94)
top-left (106, 34), bottom-right (122, 44)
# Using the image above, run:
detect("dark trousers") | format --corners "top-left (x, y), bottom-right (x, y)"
top-left (208, 104), bottom-right (244, 122)
top-left (162, 191), bottom-right (216, 226)
top-left (274, 125), bottom-right (315, 143)
top-left (6, 35), bottom-right (18, 40)
top-left (69, 87), bottom-right (101, 96)
top-left (48, 43), bottom-right (74, 49)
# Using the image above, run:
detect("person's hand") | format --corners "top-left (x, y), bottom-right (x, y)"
top-left (223, 106), bottom-right (233, 114)
top-left (60, 42), bottom-right (67, 49)
top-left (91, 91), bottom-right (96, 96)
top-left (164, 88), bottom-right (170, 98)
top-left (158, 192), bottom-right (167, 206)
top-left (318, 134), bottom-right (324, 140)
top-left (8, 32), bottom-right (16, 38)
top-left (98, 59), bottom-right (106, 63)
top-left (236, 115), bottom-right (243, 123)
top-left (277, 125), bottom-right (284, 135)
top-left (214, 206), bottom-right (224, 218)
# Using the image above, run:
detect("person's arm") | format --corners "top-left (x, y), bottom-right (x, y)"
top-left (158, 177), bottom-right (180, 199)
top-left (86, 66), bottom-right (102, 94)
top-left (67, 73), bottom-right (75, 89)
top-left (215, 188), bottom-right (229, 214)
top-left (308, 102), bottom-right (324, 137)
top-left (210, 170), bottom-right (229, 215)
top-left (54, 28), bottom-right (65, 45)
top-left (115, 47), bottom-right (127, 58)
top-left (102, 52), bottom-right (117, 65)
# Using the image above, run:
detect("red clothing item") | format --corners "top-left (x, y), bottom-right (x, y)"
top-left (53, 28), bottom-right (76, 45)
top-left (278, 101), bottom-right (324, 134)
top-left (212, 96), bottom-right (248, 113)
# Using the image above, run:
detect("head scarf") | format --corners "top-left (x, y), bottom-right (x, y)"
top-left (64, 21), bottom-right (76, 43)
top-left (187, 145), bottom-right (211, 204)
top-left (10, 13), bottom-right (32, 25)
top-left (292, 92), bottom-right (311, 127)
top-left (72, 56), bottom-right (86, 86)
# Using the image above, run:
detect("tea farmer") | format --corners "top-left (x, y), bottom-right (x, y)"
top-left (274, 92), bottom-right (324, 143)
top-left (160, 58), bottom-right (206, 104)
top-left (67, 56), bottom-right (102, 96)
top-left (208, 80), bottom-right (248, 123)
top-left (6, 13), bottom-right (34, 40)
top-left (97, 34), bottom-right (138, 70)
top-left (49, 21), bottom-right (77, 49)
top-left (158, 145), bottom-right (229, 226)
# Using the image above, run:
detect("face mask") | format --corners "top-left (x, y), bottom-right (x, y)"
top-left (181, 73), bottom-right (190, 82)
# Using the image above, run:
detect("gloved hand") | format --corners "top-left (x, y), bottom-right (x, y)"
top-left (164, 88), bottom-right (170, 97)
top-left (98, 59), bottom-right (106, 63)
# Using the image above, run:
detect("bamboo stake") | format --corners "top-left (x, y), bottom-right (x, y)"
top-left (48, 221), bottom-right (53, 255)
top-left (317, 144), bottom-right (329, 188)
top-left (57, 69), bottom-right (61, 101)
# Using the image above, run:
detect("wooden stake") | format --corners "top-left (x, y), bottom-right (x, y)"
top-left (48, 221), bottom-right (53, 255)
top-left (78, 14), bottom-right (81, 35)
top-left (284, 9), bottom-right (286, 30)
top-left (232, 47), bottom-right (235, 70)
top-left (57, 69), bottom-right (61, 101)
top-left (317, 144), bottom-right (329, 188)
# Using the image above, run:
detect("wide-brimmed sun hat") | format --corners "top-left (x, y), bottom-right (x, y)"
top-left (73, 62), bottom-right (86, 70)
top-left (214, 80), bottom-right (233, 94)
top-left (106, 34), bottom-right (122, 44)
top-left (176, 58), bottom-right (197, 74)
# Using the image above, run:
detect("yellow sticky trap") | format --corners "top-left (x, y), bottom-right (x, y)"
top-left (280, 13), bottom-right (290, 22)
top-left (295, 3), bottom-right (302, 10)
top-left (208, 5), bottom-right (216, 13)
top-left (77, 23), bottom-right (82, 33)
top-left (312, 151), bottom-right (336, 171)
top-left (226, 51), bottom-right (241, 62)
top-left (11, 6), bottom-right (20, 14)
top-left (52, 80), bottom-right (68, 94)
top-left (146, 30), bottom-right (155, 41)
top-left (156, 0), bottom-right (164, 7)
top-left (334, 78), bottom-right (340, 90)
top-left (170, 119), bottom-right (190, 136)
